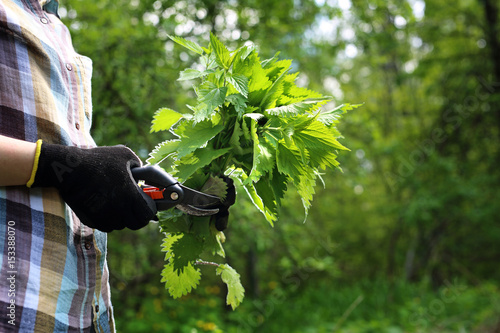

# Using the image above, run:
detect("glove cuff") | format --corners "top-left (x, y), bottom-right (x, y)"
top-left (26, 139), bottom-right (43, 188)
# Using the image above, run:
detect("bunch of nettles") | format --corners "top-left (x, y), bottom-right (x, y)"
top-left (148, 33), bottom-right (359, 309)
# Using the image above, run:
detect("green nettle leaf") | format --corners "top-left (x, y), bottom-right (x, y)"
top-left (148, 35), bottom-right (357, 309)
top-left (295, 171), bottom-right (317, 219)
top-left (175, 148), bottom-right (231, 181)
top-left (158, 211), bottom-right (189, 234)
top-left (251, 140), bottom-right (275, 182)
top-left (200, 176), bottom-right (228, 198)
top-left (195, 82), bottom-right (228, 122)
top-left (276, 140), bottom-right (307, 178)
top-left (270, 167), bottom-right (288, 207)
top-left (161, 263), bottom-right (201, 298)
top-left (265, 59), bottom-right (292, 80)
top-left (150, 108), bottom-right (183, 133)
top-left (227, 73), bottom-right (249, 97)
top-left (265, 98), bottom-right (330, 117)
top-left (249, 118), bottom-right (275, 182)
top-left (216, 264), bottom-right (245, 310)
top-left (231, 44), bottom-right (254, 68)
top-left (174, 120), bottom-right (224, 158)
top-left (254, 177), bottom-right (278, 218)
top-left (210, 33), bottom-right (231, 69)
top-left (178, 68), bottom-right (203, 81)
top-left (229, 120), bottom-right (244, 154)
top-left (247, 61), bottom-right (273, 104)
top-left (171, 233), bottom-right (204, 272)
top-left (226, 94), bottom-right (247, 118)
top-left (201, 53), bottom-right (217, 70)
top-left (236, 169), bottom-right (277, 225)
top-left (317, 103), bottom-right (364, 126)
top-left (260, 67), bottom-right (289, 110)
top-left (168, 35), bottom-right (204, 55)
top-left (147, 140), bottom-right (180, 165)
top-left (161, 234), bottom-right (183, 261)
top-left (295, 118), bottom-right (349, 151)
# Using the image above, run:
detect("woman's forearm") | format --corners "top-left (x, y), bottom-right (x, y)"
top-left (0, 134), bottom-right (37, 186)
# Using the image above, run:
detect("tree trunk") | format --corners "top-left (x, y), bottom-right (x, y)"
top-left (479, 0), bottom-right (500, 136)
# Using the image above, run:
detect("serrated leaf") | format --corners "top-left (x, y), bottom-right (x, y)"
top-left (168, 35), bottom-right (204, 55)
top-left (261, 52), bottom-right (280, 68)
top-left (265, 59), bottom-right (292, 81)
top-left (227, 73), bottom-right (249, 97)
top-left (161, 233), bottom-right (183, 261)
top-left (231, 44), bottom-right (254, 66)
top-left (249, 118), bottom-right (275, 182)
top-left (195, 82), bottom-right (228, 122)
top-left (305, 145), bottom-right (340, 170)
top-left (241, 116), bottom-right (251, 141)
top-left (292, 118), bottom-right (343, 170)
top-left (294, 118), bottom-right (348, 151)
top-left (229, 120), bottom-right (244, 154)
top-left (175, 148), bottom-right (231, 181)
top-left (161, 262), bottom-right (201, 298)
top-left (171, 233), bottom-right (204, 273)
top-left (232, 47), bottom-right (257, 76)
top-left (254, 176), bottom-right (278, 219)
top-left (150, 108), bottom-right (183, 133)
top-left (201, 53), bottom-right (217, 70)
top-left (317, 103), bottom-right (363, 126)
top-left (216, 264), bottom-right (245, 310)
top-left (189, 215), bottom-right (211, 236)
top-left (174, 121), bottom-right (224, 158)
top-left (226, 94), bottom-right (247, 118)
top-left (234, 169), bottom-right (277, 225)
top-left (250, 141), bottom-right (275, 182)
top-left (276, 141), bottom-right (307, 178)
top-left (247, 60), bottom-right (273, 105)
top-left (262, 118), bottom-right (282, 147)
top-left (260, 67), bottom-right (290, 110)
top-left (178, 68), bottom-right (203, 81)
top-left (265, 98), bottom-right (330, 117)
top-left (201, 176), bottom-right (228, 198)
top-left (210, 32), bottom-right (231, 69)
top-left (147, 140), bottom-right (180, 164)
top-left (158, 210), bottom-right (189, 234)
top-left (270, 167), bottom-right (288, 207)
top-left (295, 170), bottom-right (317, 221)
top-left (284, 84), bottom-right (324, 100)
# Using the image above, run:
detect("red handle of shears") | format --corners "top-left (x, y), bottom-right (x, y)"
top-left (142, 186), bottom-right (165, 200)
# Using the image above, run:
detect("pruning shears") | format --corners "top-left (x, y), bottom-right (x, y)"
top-left (132, 165), bottom-right (220, 216)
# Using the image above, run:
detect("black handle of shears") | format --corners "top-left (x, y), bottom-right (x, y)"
top-left (131, 165), bottom-right (177, 188)
top-left (131, 165), bottom-right (184, 210)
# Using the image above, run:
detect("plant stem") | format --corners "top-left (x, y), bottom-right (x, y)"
top-left (195, 260), bottom-right (221, 267)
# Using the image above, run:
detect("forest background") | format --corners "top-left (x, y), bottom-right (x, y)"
top-left (61, 0), bottom-right (500, 332)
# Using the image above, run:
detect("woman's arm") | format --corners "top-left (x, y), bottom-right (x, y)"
top-left (0, 134), bottom-right (37, 186)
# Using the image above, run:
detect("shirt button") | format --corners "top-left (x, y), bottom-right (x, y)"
top-left (95, 305), bottom-right (100, 313)
top-left (40, 17), bottom-right (48, 24)
top-left (75, 123), bottom-right (80, 130)
top-left (84, 242), bottom-right (92, 250)
top-left (66, 63), bottom-right (73, 71)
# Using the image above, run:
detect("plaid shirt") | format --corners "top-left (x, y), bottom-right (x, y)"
top-left (0, 0), bottom-right (115, 331)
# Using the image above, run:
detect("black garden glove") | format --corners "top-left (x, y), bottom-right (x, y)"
top-left (212, 176), bottom-right (236, 231)
top-left (27, 141), bottom-right (157, 232)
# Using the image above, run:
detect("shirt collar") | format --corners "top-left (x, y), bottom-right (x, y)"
top-left (39, 0), bottom-right (60, 17)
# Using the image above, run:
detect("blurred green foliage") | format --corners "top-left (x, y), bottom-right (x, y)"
top-left (61, 0), bottom-right (500, 331)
